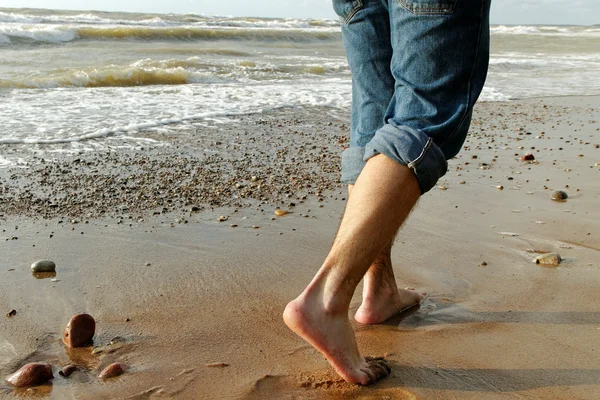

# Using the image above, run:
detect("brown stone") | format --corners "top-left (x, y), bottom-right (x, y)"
top-left (58, 365), bottom-right (79, 378)
top-left (98, 363), bottom-right (127, 379)
top-left (63, 313), bottom-right (95, 347)
top-left (522, 153), bottom-right (535, 161)
top-left (6, 363), bottom-right (53, 387)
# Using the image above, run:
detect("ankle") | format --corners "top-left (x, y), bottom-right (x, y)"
top-left (297, 283), bottom-right (351, 317)
top-left (362, 285), bottom-right (398, 303)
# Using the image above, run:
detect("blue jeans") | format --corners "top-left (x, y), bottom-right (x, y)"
top-left (333, 0), bottom-right (491, 193)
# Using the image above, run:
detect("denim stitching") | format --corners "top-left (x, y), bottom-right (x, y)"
top-left (407, 137), bottom-right (433, 170)
top-left (439, 0), bottom-right (486, 152)
top-left (342, 0), bottom-right (364, 24)
top-left (397, 0), bottom-right (456, 15)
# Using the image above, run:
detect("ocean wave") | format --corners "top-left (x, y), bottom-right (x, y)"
top-left (0, 108), bottom-right (266, 145)
top-left (76, 26), bottom-right (339, 41)
top-left (491, 25), bottom-right (600, 37)
top-left (0, 116), bottom-right (189, 144)
top-left (0, 10), bottom-right (339, 30)
top-left (489, 53), bottom-right (600, 72)
top-left (479, 86), bottom-right (511, 102)
top-left (0, 78), bottom-right (352, 146)
top-left (0, 24), bottom-right (78, 43)
top-left (1, 65), bottom-right (193, 89)
top-left (0, 58), bottom-right (348, 89)
top-left (0, 11), bottom-right (174, 26)
top-left (202, 17), bottom-right (340, 30)
top-left (0, 11), bottom-right (41, 24)
top-left (0, 24), bottom-right (340, 44)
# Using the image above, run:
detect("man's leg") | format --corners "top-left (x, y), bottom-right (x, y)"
top-left (284, 0), bottom-right (491, 386)
top-left (283, 154), bottom-right (420, 385)
top-left (346, 185), bottom-right (425, 325)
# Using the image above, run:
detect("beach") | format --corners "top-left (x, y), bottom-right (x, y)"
top-left (1, 96), bottom-right (599, 399)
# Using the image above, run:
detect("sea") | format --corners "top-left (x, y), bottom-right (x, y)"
top-left (1, 8), bottom-right (599, 166)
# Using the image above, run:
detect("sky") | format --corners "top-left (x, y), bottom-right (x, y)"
top-left (0, 0), bottom-right (597, 25)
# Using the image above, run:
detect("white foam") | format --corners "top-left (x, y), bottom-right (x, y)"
top-left (0, 24), bottom-right (78, 43)
top-left (0, 11), bottom-right (41, 24)
top-left (491, 25), bottom-right (600, 38)
top-left (0, 79), bottom-right (351, 147)
top-left (479, 86), bottom-right (511, 102)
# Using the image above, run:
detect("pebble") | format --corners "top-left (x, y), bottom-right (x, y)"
top-left (7, 309), bottom-right (16, 317)
top-left (110, 336), bottom-right (126, 345)
top-left (496, 185), bottom-right (504, 190)
top-left (217, 216), bottom-right (228, 222)
top-left (6, 363), bottom-right (54, 387)
top-left (534, 252), bottom-right (562, 266)
top-left (206, 362), bottom-right (230, 368)
top-left (522, 154), bottom-right (535, 161)
top-left (63, 313), bottom-right (96, 348)
top-left (551, 190), bottom-right (568, 201)
top-left (31, 260), bottom-right (56, 273)
top-left (439, 185), bottom-right (447, 190)
top-left (274, 209), bottom-right (289, 217)
top-left (58, 365), bottom-right (79, 378)
top-left (98, 363), bottom-right (127, 379)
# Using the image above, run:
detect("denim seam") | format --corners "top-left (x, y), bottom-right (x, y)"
top-left (342, 0), bottom-right (364, 24)
top-left (406, 137), bottom-right (433, 170)
top-left (439, 0), bottom-right (485, 152)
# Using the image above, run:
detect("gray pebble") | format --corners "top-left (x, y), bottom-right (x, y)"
top-left (551, 191), bottom-right (568, 201)
top-left (31, 260), bottom-right (56, 273)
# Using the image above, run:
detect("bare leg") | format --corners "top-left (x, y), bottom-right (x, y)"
top-left (347, 185), bottom-right (425, 325)
top-left (283, 154), bottom-right (420, 385)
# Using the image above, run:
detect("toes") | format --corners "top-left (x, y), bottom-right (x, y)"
top-left (374, 359), bottom-right (391, 374)
top-left (359, 356), bottom-right (391, 384)
top-left (359, 367), bottom-right (377, 384)
top-left (363, 359), bottom-right (391, 383)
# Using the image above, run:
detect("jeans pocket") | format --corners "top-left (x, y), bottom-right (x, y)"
top-left (332, 0), bottom-right (364, 23)
top-left (397, 0), bottom-right (457, 14)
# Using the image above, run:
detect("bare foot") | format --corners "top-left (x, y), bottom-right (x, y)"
top-left (354, 287), bottom-right (425, 325)
top-left (283, 295), bottom-right (391, 385)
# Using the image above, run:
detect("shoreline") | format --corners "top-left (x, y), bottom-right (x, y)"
top-left (1, 96), bottom-right (599, 399)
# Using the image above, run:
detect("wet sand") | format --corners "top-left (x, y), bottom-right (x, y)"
top-left (1, 96), bottom-right (599, 399)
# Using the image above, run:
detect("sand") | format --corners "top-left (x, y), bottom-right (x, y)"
top-left (0, 96), bottom-right (599, 399)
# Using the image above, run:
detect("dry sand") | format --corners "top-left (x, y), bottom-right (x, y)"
top-left (0, 96), bottom-right (599, 399)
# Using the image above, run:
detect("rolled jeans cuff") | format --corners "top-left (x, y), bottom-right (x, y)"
top-left (342, 124), bottom-right (448, 194)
